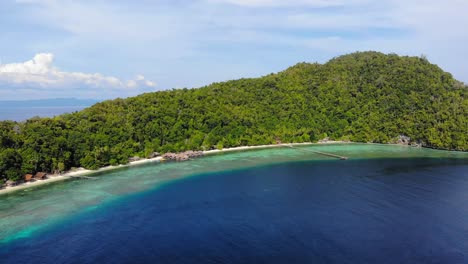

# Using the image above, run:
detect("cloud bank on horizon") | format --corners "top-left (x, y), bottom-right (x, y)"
top-left (0, 53), bottom-right (156, 99)
top-left (0, 0), bottom-right (467, 99)
top-left (0, 53), bottom-right (155, 88)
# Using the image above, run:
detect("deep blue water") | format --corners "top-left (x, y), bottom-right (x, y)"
top-left (1, 158), bottom-right (468, 263)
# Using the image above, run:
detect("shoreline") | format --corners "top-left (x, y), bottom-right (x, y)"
top-left (1, 142), bottom-right (347, 196)
top-left (2, 140), bottom-right (464, 196)
top-left (0, 156), bottom-right (165, 196)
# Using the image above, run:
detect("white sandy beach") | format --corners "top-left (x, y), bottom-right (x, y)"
top-left (0, 141), bottom-right (344, 195)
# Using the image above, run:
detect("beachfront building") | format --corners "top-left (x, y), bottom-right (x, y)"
top-left (24, 174), bottom-right (33, 182)
top-left (34, 172), bottom-right (47, 180)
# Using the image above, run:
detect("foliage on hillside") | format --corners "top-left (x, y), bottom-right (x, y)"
top-left (1, 52), bottom-right (467, 181)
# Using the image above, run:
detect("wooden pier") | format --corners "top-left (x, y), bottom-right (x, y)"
top-left (69, 175), bottom-right (98, 180)
top-left (288, 145), bottom-right (348, 160)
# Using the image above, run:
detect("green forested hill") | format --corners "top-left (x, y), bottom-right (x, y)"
top-left (1, 51), bottom-right (467, 181)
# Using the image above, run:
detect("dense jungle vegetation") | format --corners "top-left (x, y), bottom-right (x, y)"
top-left (1, 51), bottom-right (467, 181)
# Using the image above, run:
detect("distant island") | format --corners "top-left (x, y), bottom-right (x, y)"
top-left (0, 98), bottom-right (99, 108)
top-left (0, 98), bottom-right (100, 121)
top-left (0, 51), bottom-right (467, 184)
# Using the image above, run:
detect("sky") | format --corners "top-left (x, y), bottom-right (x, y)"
top-left (0, 0), bottom-right (467, 100)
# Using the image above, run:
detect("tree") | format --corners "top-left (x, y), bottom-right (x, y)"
top-left (0, 51), bottom-right (466, 182)
top-left (0, 149), bottom-right (23, 181)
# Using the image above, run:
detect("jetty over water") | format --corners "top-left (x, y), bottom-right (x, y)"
top-left (288, 145), bottom-right (348, 160)
top-left (69, 175), bottom-right (98, 180)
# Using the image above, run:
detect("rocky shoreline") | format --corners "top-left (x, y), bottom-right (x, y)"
top-left (162, 151), bottom-right (205, 161)
top-left (0, 142), bottom-right (324, 195)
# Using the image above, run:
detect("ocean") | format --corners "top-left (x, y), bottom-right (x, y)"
top-left (0, 106), bottom-right (87, 121)
top-left (0, 144), bottom-right (467, 263)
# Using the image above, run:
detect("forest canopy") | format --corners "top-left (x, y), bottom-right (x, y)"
top-left (1, 51), bottom-right (467, 181)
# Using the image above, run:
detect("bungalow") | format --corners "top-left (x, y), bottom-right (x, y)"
top-left (34, 172), bottom-right (47, 180)
top-left (24, 174), bottom-right (33, 182)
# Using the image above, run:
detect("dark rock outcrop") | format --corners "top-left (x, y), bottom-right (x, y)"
top-left (128, 156), bottom-right (141, 162)
top-left (149, 152), bottom-right (161, 158)
top-left (162, 151), bottom-right (204, 161)
top-left (393, 135), bottom-right (411, 145)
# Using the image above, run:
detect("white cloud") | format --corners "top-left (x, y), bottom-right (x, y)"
top-left (284, 13), bottom-right (397, 30)
top-left (208, 0), bottom-right (367, 7)
top-left (126, 80), bottom-right (137, 89)
top-left (145, 80), bottom-right (156, 87)
top-left (0, 53), bottom-right (156, 90)
top-left (6, 0), bottom-right (468, 96)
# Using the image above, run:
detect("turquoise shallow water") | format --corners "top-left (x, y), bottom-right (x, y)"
top-left (0, 144), bottom-right (467, 245)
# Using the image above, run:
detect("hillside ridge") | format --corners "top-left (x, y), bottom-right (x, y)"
top-left (0, 51), bottom-right (466, 182)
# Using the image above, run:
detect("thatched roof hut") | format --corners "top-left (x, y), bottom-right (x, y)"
top-left (24, 174), bottom-right (33, 182)
top-left (34, 172), bottom-right (47, 180)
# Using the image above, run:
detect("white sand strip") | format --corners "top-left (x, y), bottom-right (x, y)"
top-left (0, 141), bottom-right (344, 195)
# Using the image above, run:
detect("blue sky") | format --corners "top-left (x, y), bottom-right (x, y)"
top-left (0, 0), bottom-right (467, 100)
